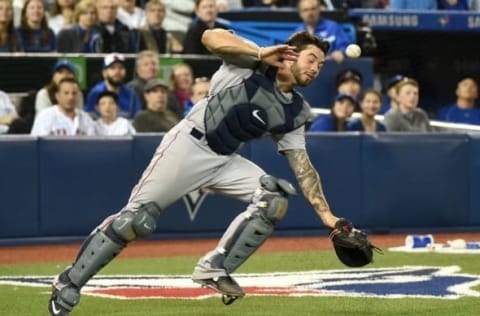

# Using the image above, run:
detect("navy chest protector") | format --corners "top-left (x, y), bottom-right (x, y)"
top-left (204, 68), bottom-right (309, 155)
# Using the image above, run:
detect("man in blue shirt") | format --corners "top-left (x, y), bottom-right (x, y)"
top-left (295, 0), bottom-right (353, 64)
top-left (390, 0), bottom-right (437, 10)
top-left (85, 53), bottom-right (141, 119)
top-left (436, 77), bottom-right (480, 125)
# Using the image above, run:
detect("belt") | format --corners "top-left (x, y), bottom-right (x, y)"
top-left (190, 127), bottom-right (204, 140)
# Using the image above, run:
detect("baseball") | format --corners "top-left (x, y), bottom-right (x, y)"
top-left (345, 44), bottom-right (361, 58)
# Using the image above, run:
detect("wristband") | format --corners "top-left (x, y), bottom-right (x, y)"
top-left (257, 47), bottom-right (263, 60)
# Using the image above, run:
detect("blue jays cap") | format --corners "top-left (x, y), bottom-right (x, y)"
top-left (386, 74), bottom-right (406, 90)
top-left (336, 68), bottom-right (362, 87)
top-left (53, 59), bottom-right (75, 74)
top-left (103, 53), bottom-right (125, 69)
top-left (335, 93), bottom-right (358, 107)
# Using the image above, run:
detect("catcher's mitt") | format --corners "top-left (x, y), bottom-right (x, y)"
top-left (329, 218), bottom-right (381, 267)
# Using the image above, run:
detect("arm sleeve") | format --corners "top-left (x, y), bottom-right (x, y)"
top-left (333, 24), bottom-right (353, 52)
top-left (274, 126), bottom-right (307, 152)
top-left (85, 90), bottom-right (98, 113)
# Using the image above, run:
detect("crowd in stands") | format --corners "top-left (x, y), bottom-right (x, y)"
top-left (1, 0), bottom-right (480, 136)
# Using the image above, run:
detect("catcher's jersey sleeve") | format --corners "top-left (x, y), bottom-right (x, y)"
top-left (273, 125), bottom-right (307, 152)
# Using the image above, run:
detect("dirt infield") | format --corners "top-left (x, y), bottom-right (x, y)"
top-left (0, 233), bottom-right (479, 265)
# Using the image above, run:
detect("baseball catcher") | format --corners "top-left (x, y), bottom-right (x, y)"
top-left (329, 218), bottom-right (381, 267)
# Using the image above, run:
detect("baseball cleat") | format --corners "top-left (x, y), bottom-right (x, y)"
top-left (48, 274), bottom-right (79, 316)
top-left (193, 275), bottom-right (245, 304)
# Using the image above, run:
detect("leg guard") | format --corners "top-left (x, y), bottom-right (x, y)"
top-left (222, 175), bottom-right (296, 273)
top-left (67, 202), bottom-right (162, 288)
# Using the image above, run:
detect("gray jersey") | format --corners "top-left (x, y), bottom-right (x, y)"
top-left (186, 61), bottom-right (309, 153)
top-left (99, 48), bottom-right (310, 229)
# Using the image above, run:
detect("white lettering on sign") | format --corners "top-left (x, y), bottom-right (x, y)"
top-left (362, 14), bottom-right (419, 28)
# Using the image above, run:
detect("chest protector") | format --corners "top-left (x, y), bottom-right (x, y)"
top-left (204, 67), bottom-right (309, 155)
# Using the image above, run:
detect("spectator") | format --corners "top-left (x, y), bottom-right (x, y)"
top-left (127, 50), bottom-right (182, 117)
top-left (16, 0), bottom-right (56, 52)
top-left (116, 0), bottom-right (145, 29)
top-left (436, 77), bottom-right (480, 125)
top-left (0, 0), bottom-right (23, 52)
top-left (0, 89), bottom-right (29, 134)
top-left (94, 90), bottom-right (136, 135)
top-left (31, 77), bottom-right (95, 136)
top-left (381, 74), bottom-right (405, 114)
top-left (336, 68), bottom-right (362, 99)
top-left (182, 0), bottom-right (228, 55)
top-left (133, 78), bottom-right (180, 132)
top-left (47, 0), bottom-right (76, 34)
top-left (437, 0), bottom-right (469, 10)
top-left (389, 0), bottom-right (437, 10)
top-left (35, 59), bottom-right (84, 115)
top-left (216, 0), bottom-right (243, 11)
top-left (242, 0), bottom-right (298, 7)
top-left (137, 0), bottom-right (183, 54)
top-left (170, 62), bottom-right (194, 112)
top-left (92, 0), bottom-right (137, 53)
top-left (85, 53), bottom-right (141, 119)
top-left (471, 0), bottom-right (480, 11)
top-left (295, 0), bottom-right (353, 64)
top-left (56, 0), bottom-right (99, 53)
top-left (324, 0), bottom-right (387, 8)
top-left (162, 0), bottom-right (195, 42)
top-left (383, 78), bottom-right (432, 132)
top-left (183, 76), bottom-right (210, 117)
top-left (309, 93), bottom-right (357, 131)
top-left (347, 89), bottom-right (386, 132)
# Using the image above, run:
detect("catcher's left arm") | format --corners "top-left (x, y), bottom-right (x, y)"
top-left (283, 148), bottom-right (338, 228)
top-left (283, 148), bottom-right (381, 267)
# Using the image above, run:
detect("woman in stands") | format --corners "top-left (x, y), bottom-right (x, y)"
top-left (16, 0), bottom-right (56, 52)
top-left (309, 93), bottom-right (357, 132)
top-left (347, 89), bottom-right (386, 132)
top-left (56, 0), bottom-right (98, 53)
top-left (170, 62), bottom-right (194, 112)
top-left (0, 0), bottom-right (23, 52)
top-left (47, 0), bottom-right (77, 35)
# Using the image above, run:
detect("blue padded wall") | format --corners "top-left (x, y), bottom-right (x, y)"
top-left (362, 133), bottom-right (469, 229)
top-left (0, 137), bottom-right (38, 238)
top-left (38, 137), bottom-right (133, 236)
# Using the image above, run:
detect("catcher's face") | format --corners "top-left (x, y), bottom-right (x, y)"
top-left (290, 44), bottom-right (325, 87)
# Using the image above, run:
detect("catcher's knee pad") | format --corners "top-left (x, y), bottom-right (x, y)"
top-left (223, 175), bottom-right (296, 273)
top-left (67, 202), bottom-right (162, 288)
top-left (111, 202), bottom-right (162, 242)
top-left (256, 174), bottom-right (296, 223)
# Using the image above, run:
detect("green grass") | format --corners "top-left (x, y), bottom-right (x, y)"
top-left (1, 250), bottom-right (480, 316)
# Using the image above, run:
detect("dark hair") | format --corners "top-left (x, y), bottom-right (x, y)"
top-left (359, 89), bottom-right (382, 103)
top-left (57, 77), bottom-right (79, 88)
top-left (96, 90), bottom-right (118, 104)
top-left (285, 31), bottom-right (330, 56)
top-left (0, 0), bottom-right (18, 51)
top-left (20, 0), bottom-right (51, 46)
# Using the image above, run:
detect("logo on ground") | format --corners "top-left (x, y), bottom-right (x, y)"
top-left (2, 266), bottom-right (480, 300)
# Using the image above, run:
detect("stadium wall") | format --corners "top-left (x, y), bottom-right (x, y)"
top-left (0, 133), bottom-right (479, 244)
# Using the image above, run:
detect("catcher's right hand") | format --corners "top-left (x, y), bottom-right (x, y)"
top-left (329, 218), bottom-right (381, 267)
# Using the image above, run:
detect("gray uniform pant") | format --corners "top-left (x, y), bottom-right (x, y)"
top-left (97, 119), bottom-right (266, 237)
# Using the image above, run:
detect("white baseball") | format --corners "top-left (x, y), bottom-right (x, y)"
top-left (345, 44), bottom-right (361, 58)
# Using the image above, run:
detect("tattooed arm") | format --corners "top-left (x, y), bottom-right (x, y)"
top-left (283, 148), bottom-right (339, 229)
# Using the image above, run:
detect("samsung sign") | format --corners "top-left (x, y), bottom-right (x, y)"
top-left (361, 14), bottom-right (420, 28)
